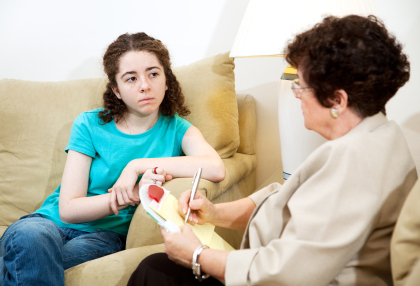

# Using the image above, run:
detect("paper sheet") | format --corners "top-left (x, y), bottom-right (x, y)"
top-left (150, 193), bottom-right (233, 250)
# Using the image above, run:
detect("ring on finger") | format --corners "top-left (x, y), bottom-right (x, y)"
top-left (153, 179), bottom-right (157, 184)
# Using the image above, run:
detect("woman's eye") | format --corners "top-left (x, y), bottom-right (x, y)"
top-left (150, 72), bottom-right (158, 78)
top-left (127, 77), bottom-right (136, 82)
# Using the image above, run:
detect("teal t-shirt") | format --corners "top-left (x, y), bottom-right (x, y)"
top-left (35, 108), bottom-right (192, 236)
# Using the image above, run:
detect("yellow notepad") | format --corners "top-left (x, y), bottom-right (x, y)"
top-left (151, 193), bottom-right (234, 251)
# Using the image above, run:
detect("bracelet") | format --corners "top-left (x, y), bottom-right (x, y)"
top-left (192, 245), bottom-right (210, 281)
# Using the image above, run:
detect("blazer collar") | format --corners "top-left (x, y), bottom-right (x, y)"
top-left (346, 112), bottom-right (388, 136)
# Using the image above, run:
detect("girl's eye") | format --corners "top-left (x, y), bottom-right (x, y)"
top-left (150, 72), bottom-right (158, 78)
top-left (127, 77), bottom-right (136, 82)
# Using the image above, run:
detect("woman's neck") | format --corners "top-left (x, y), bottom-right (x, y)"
top-left (326, 110), bottom-right (363, 140)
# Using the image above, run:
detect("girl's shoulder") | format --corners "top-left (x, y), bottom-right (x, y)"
top-left (161, 114), bottom-right (192, 129)
top-left (73, 108), bottom-right (106, 127)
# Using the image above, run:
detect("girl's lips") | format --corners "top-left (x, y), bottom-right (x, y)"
top-left (140, 98), bottom-right (153, 102)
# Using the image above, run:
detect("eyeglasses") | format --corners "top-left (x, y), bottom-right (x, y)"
top-left (291, 79), bottom-right (312, 98)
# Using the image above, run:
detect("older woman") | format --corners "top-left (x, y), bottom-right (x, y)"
top-left (128, 15), bottom-right (417, 286)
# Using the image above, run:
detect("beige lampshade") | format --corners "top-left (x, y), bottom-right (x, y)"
top-left (230, 0), bottom-right (377, 58)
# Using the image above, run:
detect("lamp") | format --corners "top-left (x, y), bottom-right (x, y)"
top-left (230, 0), bottom-right (376, 180)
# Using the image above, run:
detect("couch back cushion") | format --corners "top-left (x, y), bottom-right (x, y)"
top-left (0, 52), bottom-right (238, 231)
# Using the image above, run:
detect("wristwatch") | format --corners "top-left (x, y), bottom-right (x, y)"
top-left (192, 245), bottom-right (210, 281)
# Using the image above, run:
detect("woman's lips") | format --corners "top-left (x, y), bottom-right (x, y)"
top-left (140, 98), bottom-right (153, 103)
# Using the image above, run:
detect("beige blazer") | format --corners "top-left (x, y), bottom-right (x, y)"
top-left (225, 113), bottom-right (417, 286)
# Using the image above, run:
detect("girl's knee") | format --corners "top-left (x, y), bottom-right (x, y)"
top-left (5, 216), bottom-right (62, 245)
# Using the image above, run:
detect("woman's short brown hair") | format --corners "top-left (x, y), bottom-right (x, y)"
top-left (98, 32), bottom-right (190, 123)
top-left (286, 15), bottom-right (410, 118)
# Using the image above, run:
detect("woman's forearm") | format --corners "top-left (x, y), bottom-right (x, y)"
top-left (199, 249), bottom-right (229, 283)
top-left (128, 154), bottom-right (225, 182)
top-left (210, 197), bottom-right (256, 231)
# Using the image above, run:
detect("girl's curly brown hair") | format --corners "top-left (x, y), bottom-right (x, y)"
top-left (285, 15), bottom-right (410, 118)
top-left (98, 32), bottom-right (190, 123)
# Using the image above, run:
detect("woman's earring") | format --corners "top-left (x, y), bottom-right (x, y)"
top-left (330, 108), bottom-right (339, 118)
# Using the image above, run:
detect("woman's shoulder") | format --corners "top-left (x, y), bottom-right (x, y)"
top-left (309, 116), bottom-right (413, 175)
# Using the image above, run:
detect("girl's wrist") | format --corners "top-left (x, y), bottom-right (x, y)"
top-left (128, 160), bottom-right (143, 176)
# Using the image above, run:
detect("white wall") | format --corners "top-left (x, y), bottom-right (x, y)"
top-left (1, 0), bottom-right (419, 188)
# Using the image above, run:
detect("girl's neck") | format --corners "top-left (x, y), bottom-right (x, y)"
top-left (116, 111), bottom-right (160, 135)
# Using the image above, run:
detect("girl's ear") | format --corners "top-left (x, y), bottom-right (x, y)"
top-left (112, 86), bottom-right (121, 99)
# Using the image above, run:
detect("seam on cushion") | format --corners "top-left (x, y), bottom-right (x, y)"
top-left (0, 192), bottom-right (32, 215)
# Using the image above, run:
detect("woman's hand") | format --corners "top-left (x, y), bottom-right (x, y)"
top-left (161, 224), bottom-right (201, 268)
top-left (109, 166), bottom-right (172, 215)
top-left (178, 189), bottom-right (216, 225)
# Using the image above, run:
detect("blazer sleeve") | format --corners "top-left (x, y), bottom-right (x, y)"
top-left (225, 142), bottom-right (385, 286)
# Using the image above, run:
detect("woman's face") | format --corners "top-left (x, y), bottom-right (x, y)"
top-left (296, 68), bottom-right (332, 137)
top-left (113, 51), bottom-right (167, 118)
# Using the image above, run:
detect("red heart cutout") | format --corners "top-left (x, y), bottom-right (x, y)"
top-left (148, 185), bottom-right (164, 203)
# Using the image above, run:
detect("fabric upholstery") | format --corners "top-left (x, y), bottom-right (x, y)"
top-left (174, 51), bottom-right (239, 159)
top-left (64, 244), bottom-right (165, 286)
top-left (0, 78), bottom-right (106, 232)
top-left (236, 94), bottom-right (256, 155)
top-left (391, 179), bottom-right (420, 286)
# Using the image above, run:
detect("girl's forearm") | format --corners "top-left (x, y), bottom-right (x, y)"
top-left (129, 155), bottom-right (225, 182)
top-left (59, 193), bottom-right (129, 224)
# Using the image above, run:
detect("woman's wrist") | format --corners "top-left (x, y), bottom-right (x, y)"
top-left (209, 203), bottom-right (223, 226)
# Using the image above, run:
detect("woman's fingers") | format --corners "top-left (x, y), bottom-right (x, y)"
top-left (178, 189), bottom-right (192, 215)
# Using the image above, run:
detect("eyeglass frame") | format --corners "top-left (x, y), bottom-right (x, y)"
top-left (290, 79), bottom-right (312, 98)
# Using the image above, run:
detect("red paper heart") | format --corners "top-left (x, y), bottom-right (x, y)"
top-left (148, 185), bottom-right (164, 203)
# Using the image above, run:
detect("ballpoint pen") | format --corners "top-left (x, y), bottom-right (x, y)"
top-left (185, 168), bottom-right (202, 223)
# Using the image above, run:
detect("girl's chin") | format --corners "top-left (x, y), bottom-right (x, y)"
top-left (134, 108), bottom-right (159, 117)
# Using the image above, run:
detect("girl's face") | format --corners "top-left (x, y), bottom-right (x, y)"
top-left (112, 51), bottom-right (167, 118)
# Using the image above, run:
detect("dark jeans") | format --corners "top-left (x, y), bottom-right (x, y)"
top-left (127, 252), bottom-right (224, 286)
top-left (0, 214), bottom-right (126, 286)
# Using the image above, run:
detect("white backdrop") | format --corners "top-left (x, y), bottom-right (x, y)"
top-left (1, 0), bottom-right (419, 187)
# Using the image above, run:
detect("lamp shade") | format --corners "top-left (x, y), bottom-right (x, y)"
top-left (230, 0), bottom-right (377, 58)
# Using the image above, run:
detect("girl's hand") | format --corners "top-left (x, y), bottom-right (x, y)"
top-left (139, 167), bottom-right (173, 188)
top-left (108, 183), bottom-right (140, 215)
top-left (178, 189), bottom-right (216, 225)
top-left (161, 224), bottom-right (201, 268)
top-left (109, 166), bottom-right (173, 215)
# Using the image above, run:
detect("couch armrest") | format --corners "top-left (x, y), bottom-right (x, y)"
top-left (126, 152), bottom-right (257, 249)
top-left (391, 179), bottom-right (420, 286)
top-left (237, 94), bottom-right (256, 155)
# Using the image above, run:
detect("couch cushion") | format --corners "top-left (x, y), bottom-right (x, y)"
top-left (0, 78), bottom-right (106, 229)
top-left (174, 51), bottom-right (239, 159)
top-left (0, 52), bottom-right (239, 229)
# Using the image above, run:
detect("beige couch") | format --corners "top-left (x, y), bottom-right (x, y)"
top-left (0, 52), bottom-right (257, 285)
